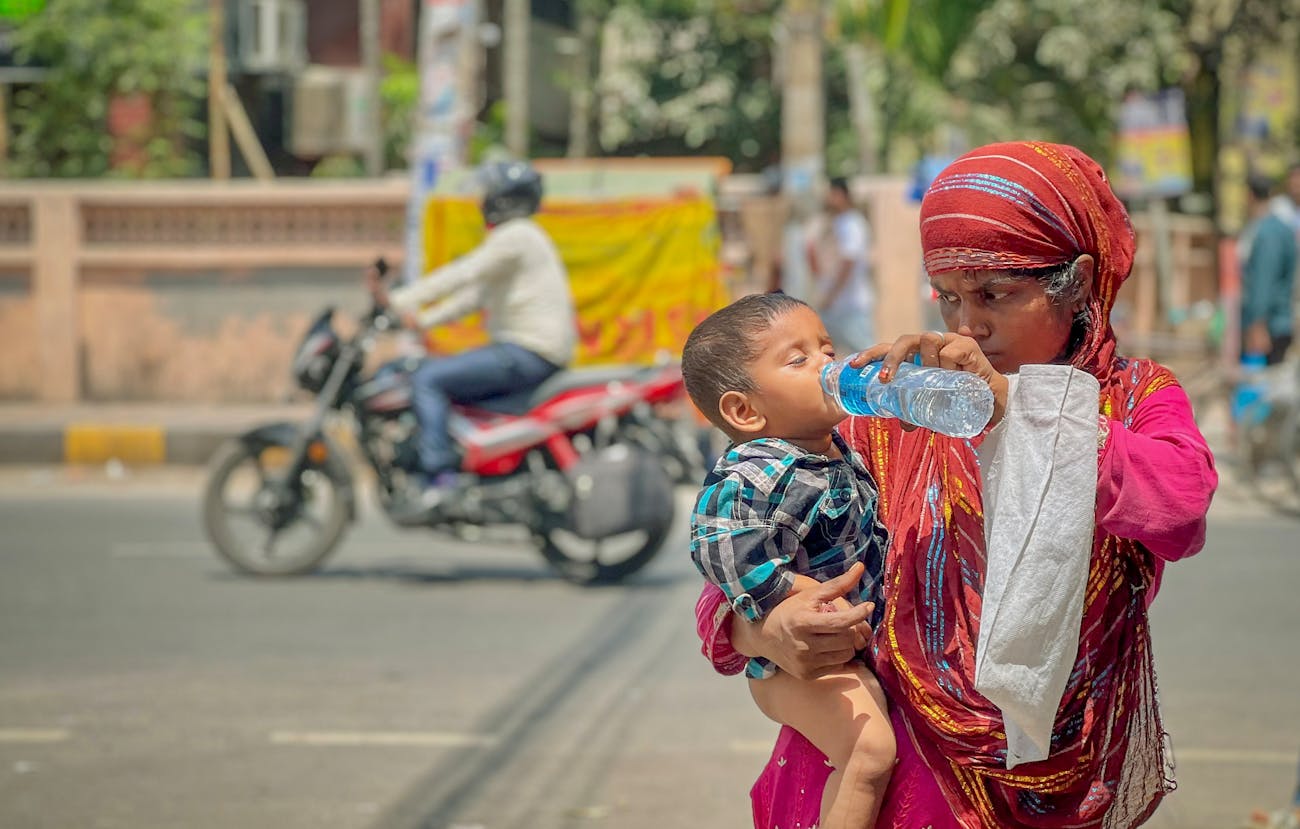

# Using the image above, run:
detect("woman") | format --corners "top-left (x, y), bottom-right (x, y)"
top-left (695, 142), bottom-right (1218, 828)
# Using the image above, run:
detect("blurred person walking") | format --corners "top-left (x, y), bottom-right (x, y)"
top-left (1241, 173), bottom-right (1298, 365)
top-left (1269, 162), bottom-right (1300, 234)
top-left (808, 177), bottom-right (877, 353)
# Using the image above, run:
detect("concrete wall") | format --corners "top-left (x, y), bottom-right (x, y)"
top-left (0, 178), bottom-right (1212, 404)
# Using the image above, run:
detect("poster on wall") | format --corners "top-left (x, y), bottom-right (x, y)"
top-left (1114, 88), bottom-right (1193, 200)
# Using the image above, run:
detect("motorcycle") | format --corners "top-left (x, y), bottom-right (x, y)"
top-left (201, 264), bottom-right (702, 585)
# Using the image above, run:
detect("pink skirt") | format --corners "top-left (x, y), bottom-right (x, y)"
top-left (751, 709), bottom-right (963, 829)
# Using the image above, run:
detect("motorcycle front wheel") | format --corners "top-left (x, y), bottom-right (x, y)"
top-left (202, 438), bottom-right (349, 576)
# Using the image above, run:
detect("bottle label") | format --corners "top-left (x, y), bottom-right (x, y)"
top-left (856, 361), bottom-right (882, 385)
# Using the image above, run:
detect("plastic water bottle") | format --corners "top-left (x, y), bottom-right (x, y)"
top-left (820, 358), bottom-right (995, 438)
top-left (1231, 353), bottom-right (1271, 426)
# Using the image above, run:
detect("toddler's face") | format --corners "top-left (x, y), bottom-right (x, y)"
top-left (745, 306), bottom-right (846, 440)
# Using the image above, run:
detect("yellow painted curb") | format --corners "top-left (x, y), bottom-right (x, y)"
top-left (64, 425), bottom-right (167, 465)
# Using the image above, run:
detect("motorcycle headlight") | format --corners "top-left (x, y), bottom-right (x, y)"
top-left (292, 333), bottom-right (338, 392)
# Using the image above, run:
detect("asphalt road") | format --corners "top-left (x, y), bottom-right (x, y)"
top-left (0, 466), bottom-right (1296, 829)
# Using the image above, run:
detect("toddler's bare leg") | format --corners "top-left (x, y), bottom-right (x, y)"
top-left (750, 666), bottom-right (895, 829)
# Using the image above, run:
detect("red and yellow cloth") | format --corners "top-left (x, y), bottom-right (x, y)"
top-left (420, 195), bottom-right (728, 366)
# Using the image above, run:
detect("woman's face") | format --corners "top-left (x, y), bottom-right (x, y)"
top-left (930, 268), bottom-right (1086, 374)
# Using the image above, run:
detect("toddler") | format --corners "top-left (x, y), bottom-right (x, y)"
top-left (683, 293), bottom-right (895, 829)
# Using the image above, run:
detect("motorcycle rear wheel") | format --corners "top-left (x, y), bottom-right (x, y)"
top-left (202, 439), bottom-right (349, 576)
top-left (536, 518), bottom-right (675, 586)
top-left (533, 451), bottom-right (678, 585)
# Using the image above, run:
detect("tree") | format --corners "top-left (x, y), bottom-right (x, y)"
top-left (9, 0), bottom-right (207, 178)
top-left (587, 0), bottom-right (785, 170)
top-left (832, 0), bottom-right (992, 172)
top-left (943, 0), bottom-right (1300, 193)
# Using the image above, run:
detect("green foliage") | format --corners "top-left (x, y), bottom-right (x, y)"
top-left (593, 1), bottom-right (785, 170)
top-left (379, 52), bottom-right (418, 170)
top-left (310, 154), bottom-right (366, 178)
top-left (8, 0), bottom-right (206, 178)
top-left (468, 100), bottom-right (508, 164)
top-left (0, 0), bottom-right (45, 22)
top-left (941, 0), bottom-right (1300, 179)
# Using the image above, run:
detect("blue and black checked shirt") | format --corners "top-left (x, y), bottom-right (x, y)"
top-left (689, 433), bottom-right (889, 679)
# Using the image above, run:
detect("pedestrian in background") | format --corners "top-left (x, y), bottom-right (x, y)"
top-left (1241, 173), bottom-right (1298, 365)
top-left (808, 177), bottom-right (876, 354)
top-left (1269, 162), bottom-right (1300, 235)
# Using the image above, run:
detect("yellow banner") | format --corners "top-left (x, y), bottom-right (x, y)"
top-left (421, 196), bottom-right (728, 365)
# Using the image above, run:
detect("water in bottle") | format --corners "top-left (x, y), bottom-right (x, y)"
top-left (820, 358), bottom-right (994, 438)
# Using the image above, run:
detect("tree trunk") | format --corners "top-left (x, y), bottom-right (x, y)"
top-left (843, 41), bottom-right (876, 175)
top-left (566, 10), bottom-right (598, 159)
top-left (360, 0), bottom-right (384, 175)
top-left (780, 0), bottom-right (824, 211)
top-left (208, 0), bottom-right (230, 179)
top-left (1183, 51), bottom-right (1221, 201)
top-left (503, 0), bottom-right (529, 158)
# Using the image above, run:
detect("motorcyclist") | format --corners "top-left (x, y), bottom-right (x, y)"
top-left (368, 160), bottom-right (577, 504)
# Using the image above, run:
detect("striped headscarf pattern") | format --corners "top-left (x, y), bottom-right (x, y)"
top-left (919, 141), bottom-right (1136, 382)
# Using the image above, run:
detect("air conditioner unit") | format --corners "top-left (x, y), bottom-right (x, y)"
top-left (236, 0), bottom-right (306, 74)
top-left (289, 66), bottom-right (373, 157)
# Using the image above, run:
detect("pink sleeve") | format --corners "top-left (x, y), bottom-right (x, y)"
top-left (1096, 384), bottom-right (1217, 563)
top-left (695, 583), bottom-right (747, 676)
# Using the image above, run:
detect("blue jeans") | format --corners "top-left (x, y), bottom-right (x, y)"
top-left (410, 343), bottom-right (561, 476)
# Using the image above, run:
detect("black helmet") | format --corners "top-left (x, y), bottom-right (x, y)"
top-left (479, 160), bottom-right (543, 225)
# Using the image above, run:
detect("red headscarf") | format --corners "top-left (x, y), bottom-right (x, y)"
top-left (848, 142), bottom-right (1176, 828)
top-left (919, 141), bottom-right (1137, 382)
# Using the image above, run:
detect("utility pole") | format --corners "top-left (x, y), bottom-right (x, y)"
top-left (208, 0), bottom-right (231, 179)
top-left (780, 0), bottom-right (824, 207)
top-left (360, 0), bottom-right (384, 176)
top-left (503, 0), bottom-right (529, 158)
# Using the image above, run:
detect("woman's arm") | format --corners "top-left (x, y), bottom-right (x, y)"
top-left (1096, 383), bottom-right (1217, 561)
top-left (694, 566), bottom-right (873, 680)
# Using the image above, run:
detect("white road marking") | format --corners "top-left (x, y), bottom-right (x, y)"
top-left (0, 728), bottom-right (71, 744)
top-left (269, 730), bottom-right (496, 748)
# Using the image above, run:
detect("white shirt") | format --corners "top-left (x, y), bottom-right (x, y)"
top-left (388, 217), bottom-right (577, 367)
top-left (823, 209), bottom-right (873, 312)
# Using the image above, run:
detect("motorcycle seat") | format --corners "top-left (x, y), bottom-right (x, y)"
top-left (473, 365), bottom-right (652, 415)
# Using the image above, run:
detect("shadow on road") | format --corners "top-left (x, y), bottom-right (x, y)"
top-left (209, 562), bottom-right (690, 590)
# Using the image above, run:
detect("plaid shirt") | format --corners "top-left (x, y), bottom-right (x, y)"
top-left (689, 434), bottom-right (889, 679)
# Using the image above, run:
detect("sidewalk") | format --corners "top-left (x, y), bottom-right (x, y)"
top-left (0, 403), bottom-right (312, 466)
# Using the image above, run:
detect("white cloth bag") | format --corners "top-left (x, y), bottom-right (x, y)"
top-left (974, 364), bottom-right (1100, 769)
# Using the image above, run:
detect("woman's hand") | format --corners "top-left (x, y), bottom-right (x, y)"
top-left (731, 563), bottom-right (875, 680)
top-left (850, 331), bottom-right (1010, 428)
